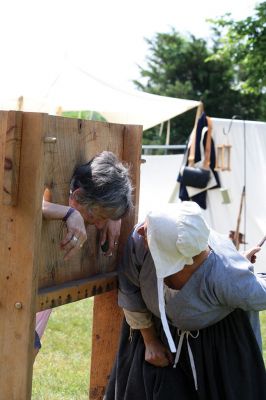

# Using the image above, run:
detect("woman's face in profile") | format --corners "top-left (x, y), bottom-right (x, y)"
top-left (69, 197), bottom-right (109, 229)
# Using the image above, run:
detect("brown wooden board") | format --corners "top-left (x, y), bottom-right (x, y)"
top-left (39, 117), bottom-right (142, 291)
top-left (0, 112), bottom-right (46, 400)
top-left (0, 110), bottom-right (142, 399)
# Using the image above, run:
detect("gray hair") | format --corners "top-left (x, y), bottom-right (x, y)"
top-left (70, 151), bottom-right (133, 220)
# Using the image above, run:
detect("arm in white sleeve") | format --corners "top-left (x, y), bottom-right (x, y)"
top-left (123, 309), bottom-right (154, 329)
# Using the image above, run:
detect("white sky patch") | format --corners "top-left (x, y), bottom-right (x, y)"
top-left (0, 0), bottom-right (260, 93)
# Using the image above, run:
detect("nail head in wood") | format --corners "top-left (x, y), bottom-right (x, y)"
top-left (44, 137), bottom-right (57, 144)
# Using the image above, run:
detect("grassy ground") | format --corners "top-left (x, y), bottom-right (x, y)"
top-left (32, 301), bottom-right (266, 399)
top-left (32, 299), bottom-right (93, 400)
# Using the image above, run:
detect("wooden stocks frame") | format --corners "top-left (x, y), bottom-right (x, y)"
top-left (0, 111), bottom-right (142, 400)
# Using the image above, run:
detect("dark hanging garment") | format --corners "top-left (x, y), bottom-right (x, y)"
top-left (104, 309), bottom-right (266, 400)
top-left (178, 112), bottom-right (221, 209)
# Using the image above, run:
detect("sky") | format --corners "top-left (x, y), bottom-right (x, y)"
top-left (0, 0), bottom-right (261, 95)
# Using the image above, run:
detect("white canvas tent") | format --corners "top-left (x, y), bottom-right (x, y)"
top-left (0, 63), bottom-right (200, 130)
top-left (139, 117), bottom-right (266, 272)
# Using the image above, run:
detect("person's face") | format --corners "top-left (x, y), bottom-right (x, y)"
top-left (80, 206), bottom-right (109, 229)
top-left (69, 196), bottom-right (110, 229)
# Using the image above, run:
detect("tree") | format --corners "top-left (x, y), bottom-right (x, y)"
top-left (134, 5), bottom-right (266, 145)
top-left (209, 1), bottom-right (266, 95)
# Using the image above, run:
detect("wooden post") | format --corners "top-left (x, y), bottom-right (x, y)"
top-left (0, 112), bottom-right (46, 400)
top-left (89, 291), bottom-right (123, 399)
top-left (89, 124), bottom-right (143, 400)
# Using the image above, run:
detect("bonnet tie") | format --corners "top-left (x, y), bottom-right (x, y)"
top-left (173, 329), bottom-right (199, 391)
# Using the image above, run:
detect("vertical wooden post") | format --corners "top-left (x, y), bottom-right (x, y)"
top-left (89, 292), bottom-right (123, 399)
top-left (89, 125), bottom-right (142, 400)
top-left (0, 112), bottom-right (46, 400)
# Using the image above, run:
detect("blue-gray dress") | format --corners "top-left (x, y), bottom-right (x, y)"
top-left (105, 226), bottom-right (266, 400)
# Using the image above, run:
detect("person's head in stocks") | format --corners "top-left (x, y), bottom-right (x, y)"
top-left (142, 201), bottom-right (210, 352)
top-left (36, 151), bottom-right (133, 357)
top-left (69, 151), bottom-right (133, 229)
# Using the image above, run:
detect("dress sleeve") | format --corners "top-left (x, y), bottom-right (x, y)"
top-left (123, 309), bottom-right (154, 329)
top-left (213, 262), bottom-right (266, 311)
top-left (118, 228), bottom-right (150, 312)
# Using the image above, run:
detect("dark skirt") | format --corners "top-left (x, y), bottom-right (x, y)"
top-left (104, 309), bottom-right (266, 400)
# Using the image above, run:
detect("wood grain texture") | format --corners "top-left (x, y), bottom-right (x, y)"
top-left (0, 110), bottom-right (142, 400)
top-left (39, 118), bottom-right (125, 289)
top-left (89, 124), bottom-right (143, 400)
top-left (2, 111), bottom-right (23, 205)
top-left (37, 272), bottom-right (118, 310)
top-left (0, 112), bottom-right (46, 400)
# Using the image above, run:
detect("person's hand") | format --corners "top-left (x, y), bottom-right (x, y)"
top-left (243, 246), bottom-right (261, 264)
top-left (100, 219), bottom-right (121, 256)
top-left (144, 339), bottom-right (173, 367)
top-left (60, 209), bottom-right (87, 260)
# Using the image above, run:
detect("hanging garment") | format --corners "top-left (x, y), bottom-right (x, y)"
top-left (178, 112), bottom-right (220, 209)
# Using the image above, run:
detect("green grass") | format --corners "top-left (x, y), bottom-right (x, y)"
top-left (32, 303), bottom-right (266, 399)
top-left (261, 311), bottom-right (266, 362)
top-left (32, 298), bottom-right (93, 400)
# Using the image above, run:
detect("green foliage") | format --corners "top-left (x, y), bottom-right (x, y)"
top-left (261, 311), bottom-right (266, 363)
top-left (134, 4), bottom-right (266, 145)
top-left (62, 110), bottom-right (106, 122)
top-left (208, 1), bottom-right (266, 95)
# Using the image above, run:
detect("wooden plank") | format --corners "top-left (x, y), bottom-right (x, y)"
top-left (0, 111), bottom-right (8, 205)
top-left (89, 124), bottom-right (143, 400)
top-left (0, 112), bottom-right (46, 400)
top-left (37, 272), bottom-right (118, 311)
top-left (2, 111), bottom-right (23, 205)
top-left (89, 291), bottom-right (123, 400)
top-left (39, 117), bottom-right (125, 289)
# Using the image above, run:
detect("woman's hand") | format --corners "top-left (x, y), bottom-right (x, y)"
top-left (42, 200), bottom-right (87, 260)
top-left (140, 325), bottom-right (173, 367)
top-left (60, 210), bottom-right (87, 260)
top-left (100, 219), bottom-right (121, 256)
top-left (243, 246), bottom-right (261, 264)
top-left (144, 339), bottom-right (173, 367)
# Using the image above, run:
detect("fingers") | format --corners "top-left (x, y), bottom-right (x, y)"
top-left (60, 209), bottom-right (87, 260)
top-left (100, 227), bottom-right (107, 247)
top-left (61, 233), bottom-right (87, 261)
top-left (144, 342), bottom-right (172, 367)
top-left (99, 220), bottom-right (121, 256)
top-left (145, 351), bottom-right (170, 367)
top-left (104, 237), bottom-right (119, 256)
top-left (251, 254), bottom-right (257, 264)
top-left (102, 240), bottom-right (119, 256)
top-left (60, 230), bottom-right (75, 246)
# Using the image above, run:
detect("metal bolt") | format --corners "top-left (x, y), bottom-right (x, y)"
top-left (15, 302), bottom-right (22, 309)
top-left (44, 136), bottom-right (57, 143)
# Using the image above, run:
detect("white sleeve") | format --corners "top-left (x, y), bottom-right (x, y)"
top-left (123, 309), bottom-right (154, 329)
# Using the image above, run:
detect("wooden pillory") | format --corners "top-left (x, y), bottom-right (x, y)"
top-left (0, 111), bottom-right (142, 400)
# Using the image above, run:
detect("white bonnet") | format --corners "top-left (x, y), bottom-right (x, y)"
top-left (146, 201), bottom-right (210, 279)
